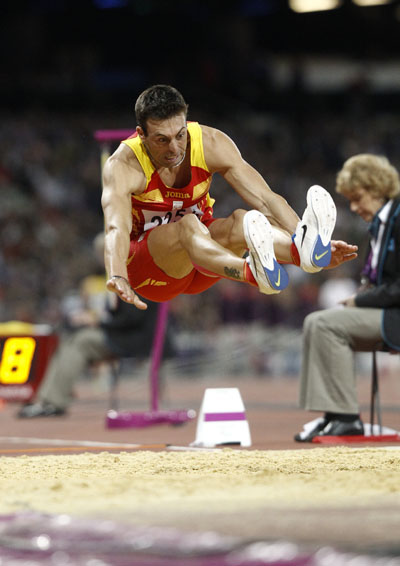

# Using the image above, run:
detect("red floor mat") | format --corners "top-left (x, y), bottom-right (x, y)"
top-left (313, 434), bottom-right (400, 444)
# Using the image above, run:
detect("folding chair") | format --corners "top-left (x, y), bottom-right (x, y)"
top-left (370, 350), bottom-right (382, 435)
top-left (370, 344), bottom-right (399, 436)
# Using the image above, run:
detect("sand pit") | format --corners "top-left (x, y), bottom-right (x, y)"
top-left (2, 446), bottom-right (400, 560)
top-left (2, 447), bottom-right (400, 516)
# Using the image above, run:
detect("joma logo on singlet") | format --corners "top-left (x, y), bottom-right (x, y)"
top-left (165, 190), bottom-right (190, 199)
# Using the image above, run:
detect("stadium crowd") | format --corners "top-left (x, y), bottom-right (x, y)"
top-left (2, 103), bottom-right (399, 336)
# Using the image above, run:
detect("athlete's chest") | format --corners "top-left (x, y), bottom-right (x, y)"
top-left (157, 160), bottom-right (191, 189)
top-left (132, 163), bottom-right (205, 212)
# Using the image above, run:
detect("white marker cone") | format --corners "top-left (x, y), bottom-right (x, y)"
top-left (191, 388), bottom-right (251, 448)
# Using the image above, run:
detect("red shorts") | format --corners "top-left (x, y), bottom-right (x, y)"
top-left (127, 220), bottom-right (222, 302)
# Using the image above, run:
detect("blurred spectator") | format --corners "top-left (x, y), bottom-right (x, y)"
top-left (17, 234), bottom-right (164, 417)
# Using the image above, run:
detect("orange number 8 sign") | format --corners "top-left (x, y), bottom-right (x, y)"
top-left (0, 337), bottom-right (36, 384)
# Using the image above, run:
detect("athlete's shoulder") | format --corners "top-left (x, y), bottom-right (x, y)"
top-left (107, 143), bottom-right (142, 172)
top-left (200, 125), bottom-right (239, 171)
top-left (199, 123), bottom-right (220, 138)
top-left (200, 124), bottom-right (234, 146)
top-left (103, 144), bottom-right (146, 194)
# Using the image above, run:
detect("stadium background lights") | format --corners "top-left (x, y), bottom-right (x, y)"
top-left (290, 0), bottom-right (392, 11)
top-left (352, 0), bottom-right (393, 4)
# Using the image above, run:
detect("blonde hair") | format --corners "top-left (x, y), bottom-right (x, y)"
top-left (336, 154), bottom-right (400, 200)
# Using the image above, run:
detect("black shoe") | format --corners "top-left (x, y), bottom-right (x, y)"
top-left (294, 417), bottom-right (329, 442)
top-left (320, 418), bottom-right (364, 437)
top-left (17, 401), bottom-right (66, 418)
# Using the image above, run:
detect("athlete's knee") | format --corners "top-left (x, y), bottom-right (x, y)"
top-left (178, 213), bottom-right (210, 239)
top-left (229, 208), bottom-right (247, 225)
top-left (225, 208), bottom-right (247, 247)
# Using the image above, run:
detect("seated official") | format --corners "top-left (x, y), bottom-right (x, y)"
top-left (296, 154), bottom-right (400, 442)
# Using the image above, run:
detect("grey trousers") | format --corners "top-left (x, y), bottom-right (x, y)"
top-left (299, 307), bottom-right (383, 414)
top-left (37, 327), bottom-right (114, 410)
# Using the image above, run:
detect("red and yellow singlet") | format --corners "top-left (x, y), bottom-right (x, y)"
top-left (122, 122), bottom-right (215, 241)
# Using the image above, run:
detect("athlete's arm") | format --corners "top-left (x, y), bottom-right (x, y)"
top-left (202, 126), bottom-right (299, 234)
top-left (101, 145), bottom-right (148, 310)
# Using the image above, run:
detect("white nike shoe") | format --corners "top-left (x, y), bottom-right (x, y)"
top-left (293, 185), bottom-right (337, 273)
top-left (243, 210), bottom-right (289, 295)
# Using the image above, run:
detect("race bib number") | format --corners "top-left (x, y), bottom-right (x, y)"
top-left (143, 204), bottom-right (204, 231)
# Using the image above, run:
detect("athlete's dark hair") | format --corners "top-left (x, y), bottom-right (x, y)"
top-left (135, 85), bottom-right (188, 134)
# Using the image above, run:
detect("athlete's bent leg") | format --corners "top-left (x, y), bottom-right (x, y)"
top-left (147, 214), bottom-right (248, 283)
top-left (147, 212), bottom-right (293, 293)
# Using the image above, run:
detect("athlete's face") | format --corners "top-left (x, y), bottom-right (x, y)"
top-left (344, 187), bottom-right (386, 223)
top-left (137, 113), bottom-right (188, 168)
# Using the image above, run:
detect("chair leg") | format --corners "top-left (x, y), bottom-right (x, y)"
top-left (109, 360), bottom-right (120, 411)
top-left (370, 351), bottom-right (383, 435)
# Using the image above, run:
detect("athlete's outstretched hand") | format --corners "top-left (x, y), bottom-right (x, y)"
top-left (326, 240), bottom-right (358, 270)
top-left (106, 276), bottom-right (148, 310)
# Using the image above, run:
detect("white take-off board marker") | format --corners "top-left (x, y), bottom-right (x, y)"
top-left (191, 387), bottom-right (251, 448)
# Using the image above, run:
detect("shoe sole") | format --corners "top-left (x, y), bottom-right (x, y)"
top-left (243, 210), bottom-right (289, 294)
top-left (295, 185), bottom-right (337, 273)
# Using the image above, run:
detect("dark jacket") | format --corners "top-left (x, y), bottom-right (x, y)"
top-left (355, 198), bottom-right (400, 350)
top-left (101, 297), bottom-right (174, 359)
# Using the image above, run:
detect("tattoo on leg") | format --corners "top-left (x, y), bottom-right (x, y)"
top-left (224, 266), bottom-right (241, 280)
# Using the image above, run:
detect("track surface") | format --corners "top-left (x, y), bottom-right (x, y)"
top-left (1, 370), bottom-right (400, 453)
